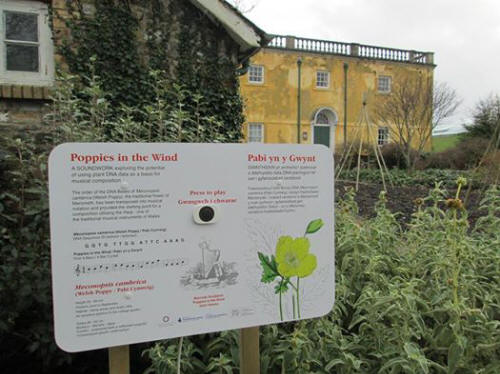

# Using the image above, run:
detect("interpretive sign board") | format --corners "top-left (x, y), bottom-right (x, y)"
top-left (49, 143), bottom-right (335, 352)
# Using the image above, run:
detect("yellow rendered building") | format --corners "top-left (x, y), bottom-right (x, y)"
top-left (240, 35), bottom-right (435, 152)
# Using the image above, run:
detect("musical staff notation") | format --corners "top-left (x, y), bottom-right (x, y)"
top-left (83, 237), bottom-right (185, 250)
top-left (74, 258), bottom-right (188, 277)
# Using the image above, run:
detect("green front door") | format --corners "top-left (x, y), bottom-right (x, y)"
top-left (313, 126), bottom-right (330, 147)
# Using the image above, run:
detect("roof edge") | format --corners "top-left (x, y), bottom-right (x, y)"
top-left (189, 0), bottom-right (272, 61)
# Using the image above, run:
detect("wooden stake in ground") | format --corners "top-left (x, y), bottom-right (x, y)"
top-left (336, 93), bottom-right (393, 192)
top-left (239, 327), bottom-right (260, 374)
top-left (109, 345), bottom-right (130, 374)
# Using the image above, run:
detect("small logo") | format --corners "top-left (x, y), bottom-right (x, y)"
top-left (205, 312), bottom-right (227, 320)
top-left (158, 314), bottom-right (174, 328)
top-left (178, 315), bottom-right (203, 323)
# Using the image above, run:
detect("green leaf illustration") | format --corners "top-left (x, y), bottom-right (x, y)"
top-left (305, 219), bottom-right (324, 234)
top-left (274, 280), bottom-right (289, 294)
top-left (258, 252), bottom-right (279, 283)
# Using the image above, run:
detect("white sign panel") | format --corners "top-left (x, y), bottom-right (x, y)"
top-left (49, 143), bottom-right (335, 352)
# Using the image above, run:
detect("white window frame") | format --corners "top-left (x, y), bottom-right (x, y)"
top-left (311, 107), bottom-right (338, 151)
top-left (0, 0), bottom-right (54, 86)
top-left (378, 75), bottom-right (391, 93)
top-left (378, 127), bottom-right (389, 145)
top-left (247, 122), bottom-right (264, 143)
top-left (248, 64), bottom-right (264, 84)
top-left (316, 70), bottom-right (330, 88)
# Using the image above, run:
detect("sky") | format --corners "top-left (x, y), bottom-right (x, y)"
top-left (236, 0), bottom-right (500, 134)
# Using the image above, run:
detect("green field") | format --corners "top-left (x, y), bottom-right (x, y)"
top-left (432, 133), bottom-right (460, 152)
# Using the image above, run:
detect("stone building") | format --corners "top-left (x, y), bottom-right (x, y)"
top-left (240, 35), bottom-right (435, 152)
top-left (0, 0), bottom-right (268, 129)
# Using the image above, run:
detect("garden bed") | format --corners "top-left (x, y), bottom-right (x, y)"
top-left (336, 180), bottom-right (486, 228)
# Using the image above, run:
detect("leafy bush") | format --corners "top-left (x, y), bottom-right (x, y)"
top-left (422, 138), bottom-right (490, 170)
top-left (0, 67), bottom-right (243, 372)
top-left (336, 141), bottom-right (377, 170)
top-left (144, 183), bottom-right (500, 373)
top-left (0, 138), bottom-right (57, 367)
top-left (476, 149), bottom-right (500, 184)
top-left (463, 94), bottom-right (500, 143)
top-left (336, 142), bottom-right (421, 171)
top-left (336, 167), bottom-right (481, 189)
top-left (380, 143), bottom-right (420, 169)
top-left (55, 0), bottom-right (245, 139)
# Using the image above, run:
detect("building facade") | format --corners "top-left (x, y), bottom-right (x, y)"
top-left (240, 35), bottom-right (435, 152)
top-left (0, 0), bottom-right (268, 130)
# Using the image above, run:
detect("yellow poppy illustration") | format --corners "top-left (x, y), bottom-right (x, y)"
top-left (257, 219), bottom-right (324, 321)
top-left (275, 236), bottom-right (317, 278)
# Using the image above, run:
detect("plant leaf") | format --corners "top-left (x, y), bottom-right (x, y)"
top-left (274, 279), bottom-right (289, 294)
top-left (325, 359), bottom-right (344, 370)
top-left (306, 219), bottom-right (324, 234)
top-left (448, 342), bottom-right (463, 374)
top-left (258, 252), bottom-right (279, 283)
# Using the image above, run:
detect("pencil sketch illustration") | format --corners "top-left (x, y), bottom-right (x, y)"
top-left (180, 240), bottom-right (238, 289)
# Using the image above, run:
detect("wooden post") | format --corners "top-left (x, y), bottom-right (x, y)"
top-left (239, 327), bottom-right (260, 374)
top-left (109, 345), bottom-right (130, 374)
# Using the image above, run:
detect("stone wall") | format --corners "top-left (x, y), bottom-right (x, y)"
top-left (0, 99), bottom-right (49, 130)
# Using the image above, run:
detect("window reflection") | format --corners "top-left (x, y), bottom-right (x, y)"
top-left (6, 44), bottom-right (39, 72)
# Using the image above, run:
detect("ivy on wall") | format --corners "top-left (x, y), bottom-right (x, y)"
top-left (55, 0), bottom-right (244, 141)
top-left (176, 2), bottom-right (244, 140)
top-left (58, 1), bottom-right (151, 108)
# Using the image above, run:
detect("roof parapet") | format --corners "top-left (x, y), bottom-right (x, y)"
top-left (268, 35), bottom-right (434, 65)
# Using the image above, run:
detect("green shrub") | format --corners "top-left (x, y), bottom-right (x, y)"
top-left (0, 67), bottom-right (243, 372)
top-left (2, 3), bottom-right (246, 371)
top-left (336, 167), bottom-right (481, 189)
top-left (144, 183), bottom-right (500, 373)
top-left (422, 137), bottom-right (490, 170)
top-left (380, 143), bottom-right (420, 169)
top-left (0, 137), bottom-right (58, 368)
top-left (336, 141), bottom-right (377, 170)
top-left (463, 94), bottom-right (500, 144)
top-left (55, 0), bottom-right (245, 140)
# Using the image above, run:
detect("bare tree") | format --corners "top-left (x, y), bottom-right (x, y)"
top-left (433, 81), bottom-right (462, 128)
top-left (374, 75), bottom-right (460, 169)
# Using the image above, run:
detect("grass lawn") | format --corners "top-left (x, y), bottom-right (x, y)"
top-left (432, 133), bottom-right (460, 152)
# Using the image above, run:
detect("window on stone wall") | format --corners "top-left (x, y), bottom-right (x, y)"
top-left (316, 71), bottom-right (329, 88)
top-left (248, 123), bottom-right (264, 142)
top-left (378, 75), bottom-right (391, 93)
top-left (248, 65), bottom-right (264, 84)
top-left (316, 112), bottom-right (330, 124)
top-left (378, 127), bottom-right (389, 145)
top-left (0, 0), bottom-right (54, 86)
